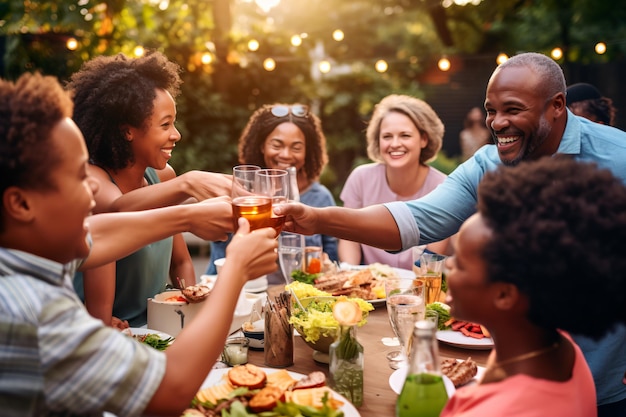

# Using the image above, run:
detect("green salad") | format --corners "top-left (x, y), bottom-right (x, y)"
top-left (286, 283), bottom-right (373, 343)
top-left (425, 302), bottom-right (451, 330)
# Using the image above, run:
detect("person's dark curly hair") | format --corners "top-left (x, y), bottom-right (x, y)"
top-left (66, 50), bottom-right (182, 171)
top-left (238, 104), bottom-right (328, 182)
top-left (477, 156), bottom-right (626, 340)
top-left (0, 73), bottom-right (74, 230)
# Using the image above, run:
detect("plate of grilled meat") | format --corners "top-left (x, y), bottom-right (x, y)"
top-left (389, 357), bottom-right (484, 395)
top-left (313, 263), bottom-right (413, 306)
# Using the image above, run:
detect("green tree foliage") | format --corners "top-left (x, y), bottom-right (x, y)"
top-left (2, 0), bottom-right (625, 196)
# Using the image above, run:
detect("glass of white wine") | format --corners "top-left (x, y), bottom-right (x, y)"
top-left (385, 279), bottom-right (425, 369)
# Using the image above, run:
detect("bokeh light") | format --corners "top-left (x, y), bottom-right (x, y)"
top-left (375, 59), bottom-right (388, 73)
top-left (263, 57), bottom-right (276, 71)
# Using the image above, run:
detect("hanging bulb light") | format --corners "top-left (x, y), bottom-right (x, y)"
top-left (375, 59), bottom-right (388, 73)
top-left (248, 39), bottom-right (260, 52)
top-left (201, 53), bottom-right (213, 65)
top-left (263, 58), bottom-right (276, 71)
top-left (133, 46), bottom-right (145, 57)
top-left (66, 37), bottom-right (78, 51)
top-left (332, 29), bottom-right (344, 42)
top-left (438, 56), bottom-right (451, 71)
top-left (496, 53), bottom-right (508, 65)
top-left (319, 60), bottom-right (331, 74)
top-left (551, 47), bottom-right (563, 60)
top-left (291, 35), bottom-right (302, 47)
top-left (595, 42), bottom-right (607, 55)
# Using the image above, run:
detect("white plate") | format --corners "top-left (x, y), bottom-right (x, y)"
top-left (124, 327), bottom-right (174, 340)
top-left (437, 330), bottom-right (494, 350)
top-left (200, 367), bottom-right (361, 417)
top-left (339, 263), bottom-right (414, 306)
top-left (389, 368), bottom-right (456, 396)
top-left (201, 274), bottom-right (268, 293)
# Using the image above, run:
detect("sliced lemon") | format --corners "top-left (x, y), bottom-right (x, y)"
top-left (332, 300), bottom-right (362, 326)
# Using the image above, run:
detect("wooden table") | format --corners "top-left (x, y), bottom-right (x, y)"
top-left (245, 287), bottom-right (491, 417)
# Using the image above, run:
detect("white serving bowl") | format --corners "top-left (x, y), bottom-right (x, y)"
top-left (147, 290), bottom-right (263, 337)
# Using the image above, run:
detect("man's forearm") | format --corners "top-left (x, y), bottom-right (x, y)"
top-left (316, 205), bottom-right (402, 251)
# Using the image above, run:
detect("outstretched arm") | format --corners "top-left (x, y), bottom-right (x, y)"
top-left (144, 218), bottom-right (278, 413)
top-left (275, 203), bottom-right (402, 251)
top-left (80, 197), bottom-right (232, 270)
top-left (89, 164), bottom-right (231, 212)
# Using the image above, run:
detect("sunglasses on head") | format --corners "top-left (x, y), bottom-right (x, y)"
top-left (270, 105), bottom-right (309, 118)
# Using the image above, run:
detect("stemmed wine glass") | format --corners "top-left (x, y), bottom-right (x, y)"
top-left (231, 165), bottom-right (271, 232)
top-left (254, 169), bottom-right (289, 235)
top-left (385, 279), bottom-right (425, 369)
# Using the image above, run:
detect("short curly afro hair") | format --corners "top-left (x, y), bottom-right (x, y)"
top-left (238, 104), bottom-right (328, 182)
top-left (477, 156), bottom-right (626, 339)
top-left (66, 50), bottom-right (182, 171)
top-left (0, 73), bottom-right (74, 230)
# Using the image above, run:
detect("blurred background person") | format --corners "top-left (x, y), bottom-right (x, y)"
top-left (68, 51), bottom-right (230, 328)
top-left (459, 106), bottom-right (491, 161)
top-left (566, 82), bottom-right (617, 126)
top-left (338, 94), bottom-right (452, 270)
top-left (206, 103), bottom-right (337, 282)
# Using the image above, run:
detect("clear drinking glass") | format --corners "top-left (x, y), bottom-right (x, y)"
top-left (231, 165), bottom-right (271, 232)
top-left (255, 169), bottom-right (289, 235)
top-left (385, 279), bottom-right (425, 369)
top-left (278, 232), bottom-right (305, 284)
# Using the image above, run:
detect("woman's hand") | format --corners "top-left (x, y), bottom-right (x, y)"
top-left (225, 218), bottom-right (278, 282)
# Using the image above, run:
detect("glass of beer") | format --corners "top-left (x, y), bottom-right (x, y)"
top-left (254, 169), bottom-right (289, 235)
top-left (413, 252), bottom-right (446, 305)
top-left (231, 165), bottom-right (271, 232)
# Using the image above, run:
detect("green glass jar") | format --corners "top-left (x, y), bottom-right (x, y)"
top-left (329, 324), bottom-right (364, 406)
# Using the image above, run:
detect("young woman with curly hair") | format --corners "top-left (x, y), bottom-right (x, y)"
top-left (206, 104), bottom-right (337, 281)
top-left (68, 51), bottom-right (231, 327)
top-left (338, 94), bottom-right (452, 269)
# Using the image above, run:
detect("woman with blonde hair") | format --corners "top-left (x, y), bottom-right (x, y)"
top-left (338, 94), bottom-right (451, 269)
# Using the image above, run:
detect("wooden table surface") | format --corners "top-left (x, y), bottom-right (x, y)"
top-left (246, 286), bottom-right (491, 417)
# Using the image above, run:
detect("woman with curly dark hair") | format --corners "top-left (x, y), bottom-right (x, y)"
top-left (440, 156), bottom-right (626, 417)
top-left (206, 104), bottom-right (337, 280)
top-left (67, 51), bottom-right (231, 328)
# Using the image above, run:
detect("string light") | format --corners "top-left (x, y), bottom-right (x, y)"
top-left (248, 39), bottom-right (260, 51)
top-left (496, 53), bottom-right (508, 65)
top-left (438, 56), bottom-right (451, 71)
top-left (332, 30), bottom-right (344, 42)
top-left (66, 37), bottom-right (78, 50)
top-left (319, 60), bottom-right (331, 74)
top-left (133, 46), bottom-right (145, 57)
top-left (595, 42), bottom-right (607, 54)
top-left (375, 59), bottom-right (388, 73)
top-left (551, 47), bottom-right (563, 60)
top-left (263, 57), bottom-right (276, 71)
top-left (290, 35), bottom-right (302, 47)
top-left (201, 53), bottom-right (212, 65)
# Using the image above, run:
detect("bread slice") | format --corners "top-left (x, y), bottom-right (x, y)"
top-left (227, 364), bottom-right (267, 389)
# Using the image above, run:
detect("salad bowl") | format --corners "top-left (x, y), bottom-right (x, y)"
top-left (290, 295), bottom-right (372, 363)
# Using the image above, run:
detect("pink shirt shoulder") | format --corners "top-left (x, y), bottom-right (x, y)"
top-left (440, 336), bottom-right (596, 417)
top-left (339, 163), bottom-right (447, 269)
